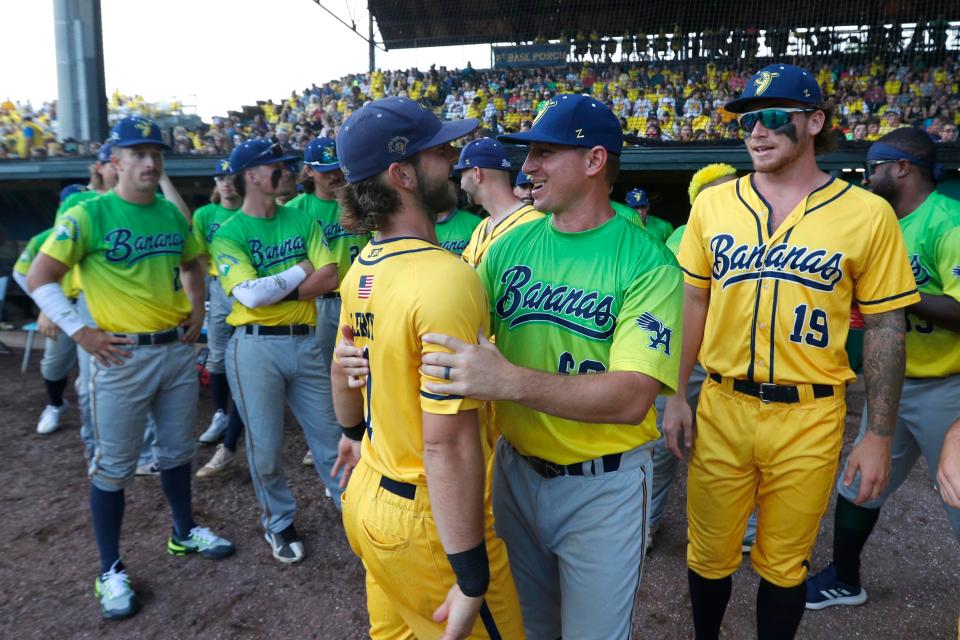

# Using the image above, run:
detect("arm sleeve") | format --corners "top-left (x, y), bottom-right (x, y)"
top-left (854, 204), bottom-right (921, 313)
top-left (677, 202), bottom-right (712, 287)
top-left (609, 264), bottom-right (684, 394)
top-left (231, 265), bottom-right (308, 308)
top-left (417, 266), bottom-right (490, 415)
top-left (935, 226), bottom-right (960, 303)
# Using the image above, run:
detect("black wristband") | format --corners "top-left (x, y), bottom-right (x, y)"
top-left (340, 421), bottom-right (366, 442)
top-left (447, 542), bottom-right (489, 597)
top-left (282, 286), bottom-right (300, 302)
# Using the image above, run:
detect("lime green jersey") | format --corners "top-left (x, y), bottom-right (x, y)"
top-left (40, 191), bottom-right (199, 333)
top-left (900, 191), bottom-right (960, 378)
top-left (286, 192), bottom-right (370, 289)
top-left (57, 189), bottom-right (101, 216)
top-left (664, 224), bottom-right (686, 256)
top-left (612, 201), bottom-right (673, 243)
top-left (15, 229), bottom-right (52, 277)
top-left (192, 203), bottom-right (241, 277)
top-left (436, 209), bottom-right (483, 256)
top-left (478, 214), bottom-right (684, 464)
top-left (211, 205), bottom-right (336, 327)
top-left (611, 201), bottom-right (644, 230)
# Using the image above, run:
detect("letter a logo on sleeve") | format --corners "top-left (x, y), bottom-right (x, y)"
top-left (636, 312), bottom-right (672, 356)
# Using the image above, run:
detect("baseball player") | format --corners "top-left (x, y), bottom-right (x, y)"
top-left (193, 160), bottom-right (246, 476)
top-left (210, 139), bottom-right (341, 564)
top-left (456, 137), bottom-right (543, 268)
top-left (330, 96), bottom-right (524, 639)
top-left (662, 64), bottom-right (918, 639)
top-left (287, 136), bottom-right (370, 477)
top-left (57, 142), bottom-right (117, 214)
top-left (806, 128), bottom-right (960, 609)
top-left (513, 171), bottom-right (534, 206)
top-left (26, 116), bottom-right (234, 620)
top-left (435, 203), bottom-right (483, 256)
top-left (419, 95), bottom-right (684, 639)
top-left (624, 188), bottom-right (674, 243)
top-left (648, 163), bottom-right (739, 551)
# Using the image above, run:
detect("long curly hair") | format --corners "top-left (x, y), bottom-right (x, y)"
top-left (337, 174), bottom-right (401, 234)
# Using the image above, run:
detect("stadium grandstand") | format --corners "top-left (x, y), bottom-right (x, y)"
top-left (2, 0), bottom-right (960, 314)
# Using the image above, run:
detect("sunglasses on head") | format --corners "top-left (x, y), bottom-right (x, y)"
top-left (737, 108), bottom-right (816, 132)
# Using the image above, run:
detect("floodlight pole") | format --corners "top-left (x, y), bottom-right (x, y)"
top-left (368, 4), bottom-right (375, 72)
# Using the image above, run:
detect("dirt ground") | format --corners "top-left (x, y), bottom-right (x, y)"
top-left (0, 341), bottom-right (957, 639)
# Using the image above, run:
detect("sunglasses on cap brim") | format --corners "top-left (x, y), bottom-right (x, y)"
top-left (737, 108), bottom-right (816, 132)
top-left (251, 143), bottom-right (287, 164)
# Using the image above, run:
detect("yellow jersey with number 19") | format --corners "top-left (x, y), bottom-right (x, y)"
top-left (337, 237), bottom-right (490, 484)
top-left (678, 175), bottom-right (920, 386)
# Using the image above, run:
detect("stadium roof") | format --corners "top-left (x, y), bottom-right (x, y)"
top-left (369, 0), bottom-right (958, 50)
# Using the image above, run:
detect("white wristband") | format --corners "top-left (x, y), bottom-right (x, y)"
top-left (31, 282), bottom-right (85, 337)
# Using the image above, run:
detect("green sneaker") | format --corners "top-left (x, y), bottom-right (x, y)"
top-left (94, 561), bottom-right (137, 620)
top-left (167, 526), bottom-right (235, 559)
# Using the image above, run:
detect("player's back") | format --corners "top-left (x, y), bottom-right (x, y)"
top-left (339, 237), bottom-right (490, 484)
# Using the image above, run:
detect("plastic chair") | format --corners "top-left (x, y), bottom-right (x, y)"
top-left (21, 321), bottom-right (38, 373)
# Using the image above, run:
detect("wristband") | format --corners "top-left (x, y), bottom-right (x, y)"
top-left (31, 282), bottom-right (85, 337)
top-left (447, 542), bottom-right (489, 597)
top-left (341, 421), bottom-right (366, 442)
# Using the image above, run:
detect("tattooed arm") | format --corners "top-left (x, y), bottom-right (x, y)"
top-left (842, 308), bottom-right (906, 504)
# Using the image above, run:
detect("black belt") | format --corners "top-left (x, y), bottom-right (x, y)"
top-left (709, 373), bottom-right (834, 403)
top-left (320, 292), bottom-right (341, 299)
top-left (244, 324), bottom-right (312, 336)
top-left (379, 476), bottom-right (417, 500)
top-left (521, 451), bottom-right (622, 479)
top-left (113, 328), bottom-right (180, 346)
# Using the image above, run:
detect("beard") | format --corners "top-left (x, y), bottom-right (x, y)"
top-left (750, 132), bottom-right (806, 175)
top-left (865, 172), bottom-right (897, 204)
top-left (414, 166), bottom-right (457, 221)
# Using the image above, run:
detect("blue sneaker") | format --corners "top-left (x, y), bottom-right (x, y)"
top-left (805, 563), bottom-right (868, 610)
top-left (94, 560), bottom-right (137, 620)
top-left (167, 526), bottom-right (236, 560)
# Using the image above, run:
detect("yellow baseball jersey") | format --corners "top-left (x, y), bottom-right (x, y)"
top-left (337, 237), bottom-right (489, 484)
top-left (899, 191), bottom-right (960, 378)
top-left (211, 206), bottom-right (336, 327)
top-left (679, 175), bottom-right (920, 386)
top-left (478, 214), bottom-right (683, 464)
top-left (460, 203), bottom-right (543, 267)
top-left (40, 191), bottom-right (199, 333)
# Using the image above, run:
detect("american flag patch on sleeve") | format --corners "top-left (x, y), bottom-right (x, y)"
top-left (358, 275), bottom-right (374, 299)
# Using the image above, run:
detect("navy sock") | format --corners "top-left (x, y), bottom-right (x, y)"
top-left (756, 578), bottom-right (805, 639)
top-left (833, 496), bottom-right (880, 586)
top-left (210, 372), bottom-right (230, 413)
top-left (688, 569), bottom-right (731, 640)
top-left (159, 464), bottom-right (196, 538)
top-left (223, 402), bottom-right (245, 452)
top-left (90, 485), bottom-right (125, 574)
top-left (44, 377), bottom-right (68, 407)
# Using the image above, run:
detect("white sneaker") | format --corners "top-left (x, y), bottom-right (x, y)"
top-left (196, 444), bottom-right (235, 478)
top-left (135, 462), bottom-right (159, 477)
top-left (198, 410), bottom-right (229, 444)
top-left (37, 402), bottom-right (67, 435)
top-left (302, 450), bottom-right (314, 466)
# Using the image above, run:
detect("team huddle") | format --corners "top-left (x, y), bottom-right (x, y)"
top-left (14, 62), bottom-right (960, 639)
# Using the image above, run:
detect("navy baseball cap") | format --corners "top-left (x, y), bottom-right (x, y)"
top-left (227, 139), bottom-right (299, 174)
top-left (59, 184), bottom-right (84, 203)
top-left (96, 142), bottom-right (113, 163)
top-left (304, 137), bottom-right (340, 172)
top-left (337, 97), bottom-right (478, 183)
top-left (107, 116), bottom-right (170, 149)
top-left (498, 94), bottom-right (623, 155)
top-left (514, 171), bottom-right (533, 187)
top-left (213, 158), bottom-right (232, 177)
top-left (452, 137), bottom-right (512, 172)
top-left (626, 188), bottom-right (649, 207)
top-left (724, 64), bottom-right (823, 114)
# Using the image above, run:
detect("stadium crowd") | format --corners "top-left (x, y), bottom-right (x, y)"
top-left (2, 54), bottom-right (959, 159)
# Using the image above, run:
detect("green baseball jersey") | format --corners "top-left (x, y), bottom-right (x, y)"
top-left (57, 189), bottom-right (101, 216)
top-left (14, 229), bottom-right (52, 277)
top-left (611, 200), bottom-right (644, 230)
top-left (40, 191), bottom-right (199, 333)
top-left (192, 203), bottom-right (241, 277)
top-left (478, 214), bottom-right (683, 464)
top-left (900, 191), bottom-right (960, 377)
top-left (664, 224), bottom-right (686, 256)
top-left (211, 205), bottom-right (336, 327)
top-left (436, 209), bottom-right (483, 256)
top-left (644, 214), bottom-right (674, 244)
top-left (286, 192), bottom-right (370, 289)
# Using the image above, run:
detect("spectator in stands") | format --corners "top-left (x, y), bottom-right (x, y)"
top-left (940, 122), bottom-right (958, 143)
